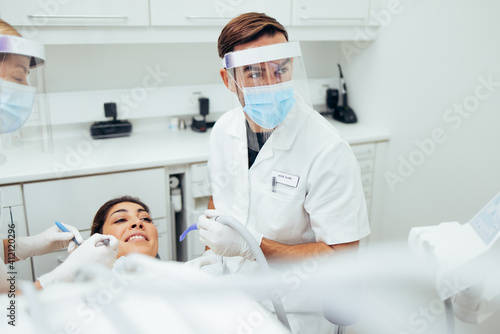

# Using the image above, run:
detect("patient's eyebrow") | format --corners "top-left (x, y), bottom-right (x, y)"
top-left (110, 208), bottom-right (148, 217)
top-left (110, 209), bottom-right (128, 217)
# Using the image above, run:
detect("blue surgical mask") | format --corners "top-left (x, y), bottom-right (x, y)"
top-left (242, 81), bottom-right (296, 129)
top-left (0, 79), bottom-right (35, 134)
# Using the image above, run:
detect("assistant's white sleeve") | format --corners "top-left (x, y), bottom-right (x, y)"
top-left (304, 141), bottom-right (370, 245)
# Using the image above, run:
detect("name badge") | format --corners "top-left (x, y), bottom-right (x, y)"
top-left (272, 170), bottom-right (299, 188)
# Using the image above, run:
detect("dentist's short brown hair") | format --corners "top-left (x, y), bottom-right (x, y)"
top-left (217, 12), bottom-right (288, 58)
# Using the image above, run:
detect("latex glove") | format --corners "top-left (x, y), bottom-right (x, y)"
top-left (38, 234), bottom-right (119, 288)
top-left (184, 250), bottom-right (224, 276)
top-left (197, 210), bottom-right (262, 260)
top-left (15, 223), bottom-right (84, 260)
top-left (184, 249), bottom-right (222, 269)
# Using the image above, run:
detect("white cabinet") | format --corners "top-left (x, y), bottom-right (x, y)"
top-left (0, 185), bottom-right (33, 281)
top-left (1, 0), bottom-right (378, 43)
top-left (351, 143), bottom-right (376, 214)
top-left (23, 168), bottom-right (171, 277)
top-left (183, 163), bottom-right (210, 260)
top-left (0, 0), bottom-right (149, 26)
top-left (150, 0), bottom-right (291, 26)
top-left (292, 0), bottom-right (370, 26)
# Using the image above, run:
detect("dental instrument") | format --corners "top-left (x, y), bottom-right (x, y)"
top-left (95, 238), bottom-right (110, 247)
top-left (179, 222), bottom-right (198, 242)
top-left (54, 221), bottom-right (80, 246)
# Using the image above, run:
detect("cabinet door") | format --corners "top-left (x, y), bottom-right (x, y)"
top-left (0, 0), bottom-right (149, 26)
top-left (292, 0), bottom-right (370, 26)
top-left (0, 185), bottom-right (33, 281)
top-left (151, 0), bottom-right (291, 26)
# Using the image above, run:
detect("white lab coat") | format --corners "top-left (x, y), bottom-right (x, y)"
top-left (206, 99), bottom-right (370, 333)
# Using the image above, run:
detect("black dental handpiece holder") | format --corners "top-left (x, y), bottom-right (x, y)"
top-left (333, 64), bottom-right (357, 124)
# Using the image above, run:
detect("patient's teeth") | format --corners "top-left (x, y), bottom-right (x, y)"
top-left (128, 235), bottom-right (146, 241)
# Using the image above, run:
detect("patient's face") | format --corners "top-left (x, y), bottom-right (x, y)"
top-left (102, 202), bottom-right (159, 259)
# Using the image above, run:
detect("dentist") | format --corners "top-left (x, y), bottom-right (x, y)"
top-left (191, 12), bottom-right (371, 334)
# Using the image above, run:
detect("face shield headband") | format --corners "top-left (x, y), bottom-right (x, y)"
top-left (0, 35), bottom-right (45, 68)
top-left (222, 42), bottom-right (302, 130)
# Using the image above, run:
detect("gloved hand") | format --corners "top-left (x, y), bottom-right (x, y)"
top-left (185, 249), bottom-right (222, 269)
top-left (184, 250), bottom-right (224, 276)
top-left (38, 233), bottom-right (119, 288)
top-left (197, 210), bottom-right (262, 260)
top-left (15, 223), bottom-right (84, 260)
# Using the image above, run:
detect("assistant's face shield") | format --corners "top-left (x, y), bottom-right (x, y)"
top-left (0, 34), bottom-right (49, 136)
top-left (222, 42), bottom-right (312, 131)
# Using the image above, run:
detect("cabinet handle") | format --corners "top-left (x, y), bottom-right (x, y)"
top-left (28, 14), bottom-right (128, 20)
top-left (299, 17), bottom-right (364, 21)
top-left (185, 16), bottom-right (233, 20)
top-left (57, 257), bottom-right (67, 263)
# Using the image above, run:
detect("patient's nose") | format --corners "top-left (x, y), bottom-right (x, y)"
top-left (130, 220), bottom-right (144, 229)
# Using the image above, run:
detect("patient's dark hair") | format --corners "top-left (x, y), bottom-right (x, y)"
top-left (91, 195), bottom-right (151, 235)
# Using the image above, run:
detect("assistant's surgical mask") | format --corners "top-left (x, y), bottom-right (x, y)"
top-left (0, 78), bottom-right (35, 133)
top-left (241, 81), bottom-right (295, 129)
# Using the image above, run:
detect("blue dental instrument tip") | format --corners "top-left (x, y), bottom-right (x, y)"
top-left (179, 222), bottom-right (199, 242)
top-left (55, 221), bottom-right (81, 246)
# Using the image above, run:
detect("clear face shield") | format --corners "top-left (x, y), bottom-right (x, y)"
top-left (222, 42), bottom-right (313, 148)
top-left (0, 35), bottom-right (51, 152)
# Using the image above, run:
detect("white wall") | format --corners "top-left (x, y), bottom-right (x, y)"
top-left (343, 1), bottom-right (500, 332)
top-left (344, 0), bottom-right (500, 237)
top-left (44, 41), bottom-right (340, 92)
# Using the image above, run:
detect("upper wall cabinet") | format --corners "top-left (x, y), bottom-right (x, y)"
top-left (292, 0), bottom-right (370, 26)
top-left (150, 0), bottom-right (291, 26)
top-left (0, 0), bottom-right (150, 27)
top-left (1, 0), bottom-right (380, 44)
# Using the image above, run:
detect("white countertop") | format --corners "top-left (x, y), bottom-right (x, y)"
top-left (0, 119), bottom-right (389, 185)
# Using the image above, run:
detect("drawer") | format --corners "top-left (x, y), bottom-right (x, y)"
top-left (351, 143), bottom-right (375, 161)
top-left (358, 160), bottom-right (374, 174)
top-left (363, 186), bottom-right (372, 199)
top-left (191, 162), bottom-right (210, 198)
top-left (190, 162), bottom-right (208, 183)
top-left (192, 181), bottom-right (211, 198)
top-left (150, 0), bottom-right (291, 26)
top-left (0, 0), bottom-right (150, 26)
top-left (0, 185), bottom-right (23, 207)
top-left (1, 205), bottom-right (33, 281)
top-left (360, 173), bottom-right (373, 188)
top-left (361, 174), bottom-right (373, 188)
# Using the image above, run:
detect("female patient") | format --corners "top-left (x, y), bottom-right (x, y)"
top-left (90, 195), bottom-right (159, 259)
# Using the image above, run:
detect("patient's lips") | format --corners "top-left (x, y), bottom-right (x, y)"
top-left (125, 232), bottom-right (149, 242)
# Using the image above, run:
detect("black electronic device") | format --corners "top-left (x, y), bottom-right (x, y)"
top-left (90, 102), bottom-right (132, 139)
top-left (326, 88), bottom-right (339, 110)
top-left (333, 64), bottom-right (357, 124)
top-left (191, 97), bottom-right (215, 132)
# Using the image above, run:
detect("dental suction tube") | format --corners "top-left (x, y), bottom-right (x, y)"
top-left (215, 215), bottom-right (292, 332)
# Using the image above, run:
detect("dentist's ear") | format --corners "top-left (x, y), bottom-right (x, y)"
top-left (220, 68), bottom-right (236, 92)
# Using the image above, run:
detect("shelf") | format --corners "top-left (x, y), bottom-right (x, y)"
top-left (16, 25), bottom-right (380, 45)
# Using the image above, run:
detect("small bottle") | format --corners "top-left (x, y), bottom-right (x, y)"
top-left (0, 129), bottom-right (23, 149)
